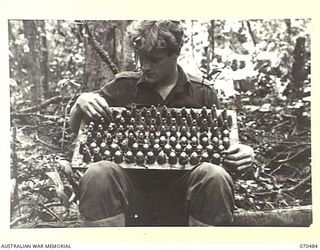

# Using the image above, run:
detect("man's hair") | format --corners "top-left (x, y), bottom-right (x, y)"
top-left (127, 20), bottom-right (184, 56)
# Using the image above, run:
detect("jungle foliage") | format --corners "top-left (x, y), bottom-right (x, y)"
top-left (9, 19), bottom-right (311, 228)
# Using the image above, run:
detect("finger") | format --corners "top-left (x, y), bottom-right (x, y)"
top-left (81, 105), bottom-right (93, 119)
top-left (222, 145), bottom-right (240, 155)
top-left (95, 96), bottom-right (112, 118)
top-left (86, 104), bottom-right (102, 120)
top-left (90, 101), bottom-right (109, 119)
top-left (224, 151), bottom-right (250, 161)
top-left (223, 157), bottom-right (253, 168)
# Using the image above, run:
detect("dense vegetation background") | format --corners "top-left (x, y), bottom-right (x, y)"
top-left (9, 19), bottom-right (311, 228)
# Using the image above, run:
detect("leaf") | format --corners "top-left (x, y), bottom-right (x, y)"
top-left (57, 159), bottom-right (73, 178)
top-left (57, 79), bottom-right (70, 87)
top-left (9, 78), bottom-right (18, 88)
top-left (258, 103), bottom-right (272, 112)
top-left (45, 171), bottom-right (69, 207)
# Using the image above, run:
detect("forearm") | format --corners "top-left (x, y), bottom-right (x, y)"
top-left (69, 102), bottom-right (84, 133)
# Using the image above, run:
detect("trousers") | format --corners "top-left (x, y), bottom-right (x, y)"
top-left (79, 161), bottom-right (235, 226)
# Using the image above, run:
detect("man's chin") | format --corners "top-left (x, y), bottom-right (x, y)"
top-left (144, 76), bottom-right (160, 85)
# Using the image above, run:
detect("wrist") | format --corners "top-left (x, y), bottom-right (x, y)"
top-left (70, 101), bottom-right (84, 133)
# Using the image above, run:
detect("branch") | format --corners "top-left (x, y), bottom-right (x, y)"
top-left (287, 175), bottom-right (311, 192)
top-left (269, 163), bottom-right (299, 175)
top-left (253, 175), bottom-right (311, 197)
top-left (61, 94), bottom-right (77, 150)
top-left (246, 21), bottom-right (256, 47)
top-left (11, 112), bottom-right (62, 122)
top-left (15, 220), bottom-right (83, 228)
top-left (271, 120), bottom-right (291, 130)
top-left (277, 147), bottom-right (311, 164)
top-left (10, 213), bottom-right (31, 227)
top-left (34, 133), bottom-right (60, 151)
top-left (18, 95), bottom-right (63, 113)
top-left (38, 203), bottom-right (62, 222)
top-left (83, 21), bottom-right (119, 75)
top-left (252, 190), bottom-right (278, 196)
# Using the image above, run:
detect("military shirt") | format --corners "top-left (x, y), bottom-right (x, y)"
top-left (99, 65), bottom-right (219, 108)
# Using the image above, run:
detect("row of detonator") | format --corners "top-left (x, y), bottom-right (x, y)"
top-left (79, 104), bottom-right (234, 166)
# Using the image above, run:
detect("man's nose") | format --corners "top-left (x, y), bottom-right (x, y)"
top-left (141, 60), bottom-right (152, 71)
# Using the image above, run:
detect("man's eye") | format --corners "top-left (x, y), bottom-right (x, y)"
top-left (149, 58), bottom-right (159, 63)
top-left (140, 58), bottom-right (159, 64)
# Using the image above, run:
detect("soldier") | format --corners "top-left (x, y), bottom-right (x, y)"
top-left (70, 20), bottom-right (254, 226)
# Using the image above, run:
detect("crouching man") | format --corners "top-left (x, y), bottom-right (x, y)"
top-left (70, 20), bottom-right (254, 226)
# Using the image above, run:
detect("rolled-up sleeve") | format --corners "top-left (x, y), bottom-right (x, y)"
top-left (204, 87), bottom-right (220, 108)
top-left (98, 79), bottom-right (119, 106)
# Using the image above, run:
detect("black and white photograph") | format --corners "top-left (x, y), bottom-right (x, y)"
top-left (8, 19), bottom-right (312, 229)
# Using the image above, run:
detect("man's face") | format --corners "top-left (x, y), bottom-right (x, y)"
top-left (137, 50), bottom-right (178, 85)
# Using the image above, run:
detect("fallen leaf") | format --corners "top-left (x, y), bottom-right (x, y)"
top-left (45, 171), bottom-right (69, 207)
top-left (57, 159), bottom-right (73, 178)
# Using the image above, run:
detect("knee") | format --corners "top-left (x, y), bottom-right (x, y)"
top-left (82, 160), bottom-right (122, 183)
top-left (194, 162), bottom-right (231, 182)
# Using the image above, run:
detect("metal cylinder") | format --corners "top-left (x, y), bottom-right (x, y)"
top-left (114, 150), bottom-right (123, 163)
top-left (168, 152), bottom-right (177, 165)
top-left (179, 151), bottom-right (188, 165)
top-left (146, 151), bottom-right (156, 164)
top-left (190, 152), bottom-right (199, 165)
top-left (136, 151), bottom-right (145, 165)
top-left (125, 151), bottom-right (134, 163)
top-left (157, 151), bottom-right (167, 164)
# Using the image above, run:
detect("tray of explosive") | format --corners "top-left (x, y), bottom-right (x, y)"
top-left (71, 104), bottom-right (239, 170)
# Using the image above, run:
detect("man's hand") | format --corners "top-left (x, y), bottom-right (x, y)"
top-left (70, 93), bottom-right (112, 133)
top-left (222, 144), bottom-right (255, 173)
top-left (76, 93), bottom-right (112, 120)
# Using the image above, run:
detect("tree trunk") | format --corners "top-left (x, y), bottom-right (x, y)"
top-left (233, 205), bottom-right (312, 226)
top-left (291, 37), bottom-right (307, 99)
top-left (285, 19), bottom-right (291, 44)
top-left (39, 21), bottom-right (49, 98)
top-left (83, 20), bottom-right (134, 91)
top-left (23, 20), bottom-right (49, 102)
top-left (10, 128), bottom-right (18, 221)
top-left (12, 205), bottom-right (312, 228)
top-left (246, 20), bottom-right (256, 47)
top-left (209, 20), bottom-right (215, 62)
top-left (23, 20), bottom-right (41, 103)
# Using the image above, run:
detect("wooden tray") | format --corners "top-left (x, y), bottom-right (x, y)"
top-left (71, 108), bottom-right (239, 170)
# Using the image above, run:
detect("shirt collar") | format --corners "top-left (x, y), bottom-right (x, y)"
top-left (136, 65), bottom-right (191, 94)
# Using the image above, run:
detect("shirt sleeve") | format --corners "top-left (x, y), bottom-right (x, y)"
top-left (204, 86), bottom-right (220, 109)
top-left (98, 78), bottom-right (120, 107)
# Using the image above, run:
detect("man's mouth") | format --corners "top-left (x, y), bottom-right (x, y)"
top-left (144, 71), bottom-right (155, 77)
